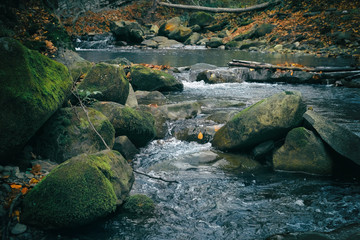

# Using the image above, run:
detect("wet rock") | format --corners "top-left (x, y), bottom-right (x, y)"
top-left (158, 101), bottom-right (201, 120)
top-left (0, 38), bottom-right (72, 162)
top-left (188, 12), bottom-right (214, 28)
top-left (11, 223), bottom-right (27, 235)
top-left (78, 63), bottom-right (129, 104)
top-left (113, 136), bottom-right (139, 161)
top-left (122, 194), bottom-right (155, 216)
top-left (22, 150), bottom-right (134, 229)
top-left (172, 122), bottom-right (220, 144)
top-left (238, 40), bottom-right (267, 50)
top-left (144, 36), bottom-right (183, 49)
top-left (110, 20), bottom-right (145, 44)
top-left (125, 84), bottom-right (138, 108)
top-left (135, 90), bottom-right (167, 105)
top-left (206, 37), bottom-right (223, 48)
top-left (31, 107), bottom-right (115, 163)
top-left (103, 57), bottom-right (132, 66)
top-left (206, 111), bottom-right (238, 124)
top-left (214, 153), bottom-right (262, 172)
top-left (252, 140), bottom-right (275, 160)
top-left (212, 91), bottom-right (307, 151)
top-left (138, 105), bottom-right (168, 139)
top-left (130, 65), bottom-right (183, 92)
top-left (303, 110), bottom-right (360, 165)
top-left (92, 101), bottom-right (156, 147)
top-left (141, 39), bottom-right (159, 48)
top-left (273, 127), bottom-right (333, 175)
top-left (196, 68), bottom-right (246, 84)
top-left (244, 68), bottom-right (315, 84)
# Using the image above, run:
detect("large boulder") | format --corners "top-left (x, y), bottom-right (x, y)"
top-left (78, 63), bottom-right (129, 104)
top-left (110, 20), bottom-right (145, 44)
top-left (130, 65), bottom-right (183, 92)
top-left (158, 101), bottom-right (201, 120)
top-left (212, 91), bottom-right (307, 151)
top-left (31, 107), bottom-right (115, 163)
top-left (303, 110), bottom-right (360, 165)
top-left (158, 17), bottom-right (181, 37)
top-left (273, 127), bottom-right (333, 175)
top-left (189, 12), bottom-right (214, 28)
top-left (206, 37), bottom-right (223, 48)
top-left (0, 38), bottom-right (72, 162)
top-left (168, 25), bottom-right (193, 42)
top-left (141, 36), bottom-right (184, 49)
top-left (92, 102), bottom-right (156, 147)
top-left (21, 150), bottom-right (134, 229)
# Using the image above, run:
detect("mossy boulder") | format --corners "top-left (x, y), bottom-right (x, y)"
top-left (189, 12), bottom-right (214, 28)
top-left (110, 21), bottom-right (145, 44)
top-left (206, 37), bottom-right (223, 48)
top-left (168, 26), bottom-right (193, 42)
top-left (92, 102), bottom-right (156, 147)
top-left (31, 107), bottom-right (115, 163)
top-left (273, 127), bottom-right (333, 175)
top-left (158, 17), bottom-right (181, 37)
top-left (122, 194), bottom-right (155, 216)
top-left (78, 63), bottom-right (129, 104)
top-left (21, 150), bottom-right (134, 229)
top-left (130, 65), bottom-right (183, 92)
top-left (0, 38), bottom-right (72, 162)
top-left (212, 91), bottom-right (307, 151)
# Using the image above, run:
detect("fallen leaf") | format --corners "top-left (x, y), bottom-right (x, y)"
top-left (21, 187), bottom-right (29, 195)
top-left (10, 184), bottom-right (22, 189)
top-left (198, 132), bottom-right (203, 140)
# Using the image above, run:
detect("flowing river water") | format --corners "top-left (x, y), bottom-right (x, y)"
top-left (71, 49), bottom-right (360, 240)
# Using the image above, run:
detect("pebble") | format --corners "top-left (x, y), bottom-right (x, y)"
top-left (11, 223), bottom-right (27, 235)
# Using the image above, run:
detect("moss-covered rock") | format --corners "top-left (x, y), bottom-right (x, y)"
top-left (92, 102), bottom-right (156, 147)
top-left (122, 194), bottom-right (155, 216)
top-left (168, 26), bottom-right (193, 42)
top-left (21, 150), bottom-right (134, 229)
top-left (273, 127), bottom-right (333, 175)
top-left (130, 65), bottom-right (183, 92)
top-left (0, 38), bottom-right (72, 162)
top-left (189, 12), bottom-right (215, 28)
top-left (78, 63), bottom-right (129, 104)
top-left (212, 91), bottom-right (307, 151)
top-left (110, 21), bottom-right (145, 44)
top-left (31, 107), bottom-right (115, 163)
top-left (158, 17), bottom-right (181, 37)
top-left (206, 37), bottom-right (223, 48)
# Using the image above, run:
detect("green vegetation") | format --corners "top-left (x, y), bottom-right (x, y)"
top-left (123, 194), bottom-right (155, 216)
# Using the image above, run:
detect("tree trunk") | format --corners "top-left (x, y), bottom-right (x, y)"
top-left (156, 0), bottom-right (281, 13)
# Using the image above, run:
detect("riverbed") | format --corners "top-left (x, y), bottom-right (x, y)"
top-left (70, 49), bottom-right (360, 240)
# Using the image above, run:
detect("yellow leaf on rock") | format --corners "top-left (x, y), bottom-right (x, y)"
top-left (198, 132), bottom-right (203, 140)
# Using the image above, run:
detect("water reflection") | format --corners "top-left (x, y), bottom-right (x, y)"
top-left (77, 48), bottom-right (358, 67)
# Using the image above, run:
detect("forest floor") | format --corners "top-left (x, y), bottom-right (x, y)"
top-left (1, 0), bottom-right (360, 59)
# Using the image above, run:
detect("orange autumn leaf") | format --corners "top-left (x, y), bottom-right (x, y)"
top-left (10, 184), bottom-right (22, 189)
top-left (21, 187), bottom-right (29, 195)
top-left (198, 132), bottom-right (203, 140)
top-left (29, 178), bottom-right (40, 184)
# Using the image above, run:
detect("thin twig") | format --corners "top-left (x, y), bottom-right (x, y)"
top-left (134, 170), bottom-right (179, 184)
top-left (71, 88), bottom-right (111, 150)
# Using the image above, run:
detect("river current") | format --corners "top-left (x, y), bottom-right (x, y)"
top-left (72, 49), bottom-right (360, 240)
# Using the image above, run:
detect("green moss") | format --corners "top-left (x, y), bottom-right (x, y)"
top-left (225, 41), bottom-right (239, 49)
top-left (232, 99), bottom-right (266, 120)
top-left (287, 127), bottom-right (310, 148)
top-left (22, 151), bottom-right (119, 229)
top-left (123, 194), bottom-right (155, 216)
top-left (113, 107), bottom-right (156, 147)
top-left (0, 38), bottom-right (72, 158)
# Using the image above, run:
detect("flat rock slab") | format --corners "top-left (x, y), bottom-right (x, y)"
top-left (303, 110), bottom-right (360, 165)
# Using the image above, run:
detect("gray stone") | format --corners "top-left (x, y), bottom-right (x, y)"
top-left (212, 91), bottom-right (307, 151)
top-left (11, 223), bottom-right (27, 235)
top-left (159, 101), bottom-right (201, 120)
top-left (214, 153), bottom-right (262, 172)
top-left (273, 127), bottom-right (333, 175)
top-left (125, 84), bottom-right (138, 108)
top-left (110, 20), bottom-right (145, 44)
top-left (303, 110), bottom-right (360, 165)
top-left (196, 68), bottom-right (246, 84)
top-left (113, 136), bottom-right (139, 161)
top-left (189, 12), bottom-right (214, 28)
top-left (135, 90), bottom-right (167, 105)
top-left (184, 32), bottom-right (201, 45)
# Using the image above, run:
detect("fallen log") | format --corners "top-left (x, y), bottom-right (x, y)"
top-left (229, 59), bottom-right (360, 73)
top-left (157, 0), bottom-right (281, 13)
